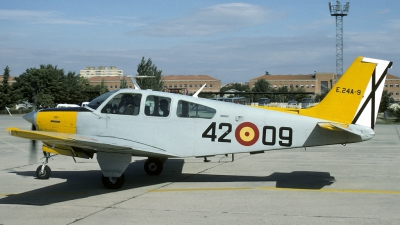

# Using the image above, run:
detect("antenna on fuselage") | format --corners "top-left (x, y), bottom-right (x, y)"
top-left (127, 75), bottom-right (141, 90)
top-left (193, 83), bottom-right (206, 98)
top-left (128, 75), bottom-right (158, 90)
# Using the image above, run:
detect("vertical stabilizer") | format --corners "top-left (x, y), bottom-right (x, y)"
top-left (301, 56), bottom-right (392, 129)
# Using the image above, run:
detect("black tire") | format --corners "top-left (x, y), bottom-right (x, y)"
top-left (102, 173), bottom-right (125, 189)
top-left (144, 158), bottom-right (163, 176)
top-left (36, 165), bottom-right (51, 179)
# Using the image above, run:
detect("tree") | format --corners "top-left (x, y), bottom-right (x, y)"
top-left (120, 78), bottom-right (128, 89)
top-left (219, 83), bottom-right (250, 98)
top-left (12, 64), bottom-right (89, 108)
top-left (220, 83), bottom-right (250, 93)
top-left (136, 57), bottom-right (164, 91)
top-left (273, 86), bottom-right (290, 102)
top-left (76, 76), bottom-right (106, 102)
top-left (314, 90), bottom-right (329, 102)
top-left (379, 90), bottom-right (392, 113)
top-left (388, 103), bottom-right (400, 121)
top-left (99, 79), bottom-right (108, 94)
top-left (0, 66), bottom-right (13, 109)
top-left (252, 79), bottom-right (270, 92)
top-left (251, 79), bottom-right (271, 102)
top-left (61, 71), bottom-right (86, 103)
top-left (292, 87), bottom-right (311, 103)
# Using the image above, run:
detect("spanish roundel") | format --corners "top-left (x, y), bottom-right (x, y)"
top-left (235, 122), bottom-right (259, 146)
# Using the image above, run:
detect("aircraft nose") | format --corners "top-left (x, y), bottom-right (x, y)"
top-left (23, 111), bottom-right (36, 124)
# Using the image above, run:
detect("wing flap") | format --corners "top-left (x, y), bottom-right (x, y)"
top-left (6, 127), bottom-right (177, 157)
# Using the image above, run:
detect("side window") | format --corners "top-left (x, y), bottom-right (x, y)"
top-left (101, 93), bottom-right (142, 115)
top-left (145, 95), bottom-right (171, 117)
top-left (176, 100), bottom-right (216, 119)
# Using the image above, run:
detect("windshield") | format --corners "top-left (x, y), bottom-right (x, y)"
top-left (87, 90), bottom-right (118, 109)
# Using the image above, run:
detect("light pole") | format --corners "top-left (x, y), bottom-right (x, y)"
top-left (329, 1), bottom-right (350, 79)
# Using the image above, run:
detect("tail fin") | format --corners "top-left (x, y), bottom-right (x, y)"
top-left (302, 56), bottom-right (392, 129)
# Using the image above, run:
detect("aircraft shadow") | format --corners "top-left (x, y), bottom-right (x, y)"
top-left (0, 159), bottom-right (335, 206)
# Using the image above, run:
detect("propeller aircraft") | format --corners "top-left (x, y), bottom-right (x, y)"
top-left (6, 56), bottom-right (392, 189)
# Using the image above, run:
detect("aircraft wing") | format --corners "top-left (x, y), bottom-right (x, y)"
top-left (6, 127), bottom-right (177, 157)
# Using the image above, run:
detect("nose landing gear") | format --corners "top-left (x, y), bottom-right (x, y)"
top-left (36, 152), bottom-right (52, 179)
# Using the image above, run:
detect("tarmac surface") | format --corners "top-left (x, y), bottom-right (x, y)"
top-left (0, 115), bottom-right (399, 225)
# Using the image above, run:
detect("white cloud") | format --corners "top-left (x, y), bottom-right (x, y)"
top-left (0, 9), bottom-right (52, 20)
top-left (286, 18), bottom-right (333, 31)
top-left (386, 19), bottom-right (400, 30)
top-left (346, 30), bottom-right (400, 54)
top-left (0, 9), bottom-right (92, 25)
top-left (2, 28), bottom-right (399, 83)
top-left (132, 3), bottom-right (277, 37)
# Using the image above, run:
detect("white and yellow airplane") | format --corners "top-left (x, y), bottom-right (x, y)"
top-left (6, 56), bottom-right (392, 189)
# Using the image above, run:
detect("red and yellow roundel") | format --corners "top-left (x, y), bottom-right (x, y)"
top-left (235, 122), bottom-right (259, 146)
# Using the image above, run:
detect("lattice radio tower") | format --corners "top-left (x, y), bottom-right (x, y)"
top-left (329, 1), bottom-right (350, 78)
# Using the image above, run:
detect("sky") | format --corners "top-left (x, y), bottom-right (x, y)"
top-left (1, 0), bottom-right (400, 84)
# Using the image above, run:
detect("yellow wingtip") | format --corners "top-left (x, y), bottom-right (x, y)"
top-left (5, 127), bottom-right (19, 133)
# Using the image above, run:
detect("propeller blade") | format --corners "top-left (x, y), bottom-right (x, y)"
top-left (28, 124), bottom-right (37, 163)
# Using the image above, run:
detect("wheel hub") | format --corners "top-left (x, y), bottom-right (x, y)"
top-left (108, 177), bottom-right (118, 184)
top-left (149, 163), bottom-right (157, 171)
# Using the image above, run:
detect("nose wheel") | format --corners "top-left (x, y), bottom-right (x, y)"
top-left (36, 152), bottom-right (52, 179)
top-left (36, 165), bottom-right (51, 179)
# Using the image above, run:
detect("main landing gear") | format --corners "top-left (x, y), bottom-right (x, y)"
top-left (100, 157), bottom-right (166, 189)
top-left (36, 152), bottom-right (52, 179)
top-left (34, 152), bottom-right (166, 189)
top-left (144, 158), bottom-right (165, 176)
top-left (102, 174), bottom-right (125, 189)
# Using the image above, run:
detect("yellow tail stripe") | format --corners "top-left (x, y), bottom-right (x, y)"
top-left (300, 56), bottom-right (376, 123)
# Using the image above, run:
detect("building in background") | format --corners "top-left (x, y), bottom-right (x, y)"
top-left (162, 75), bottom-right (221, 95)
top-left (79, 66), bottom-right (132, 91)
top-left (80, 66), bottom-right (123, 78)
top-left (87, 76), bottom-right (134, 91)
top-left (385, 74), bottom-right (400, 101)
top-left (249, 72), bottom-right (336, 95)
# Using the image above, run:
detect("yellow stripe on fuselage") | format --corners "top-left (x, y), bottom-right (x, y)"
top-left (36, 111), bottom-right (77, 134)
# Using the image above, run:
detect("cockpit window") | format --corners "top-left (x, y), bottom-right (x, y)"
top-left (87, 90), bottom-right (118, 110)
top-left (177, 100), bottom-right (216, 119)
top-left (145, 95), bottom-right (171, 117)
top-left (101, 93), bottom-right (142, 115)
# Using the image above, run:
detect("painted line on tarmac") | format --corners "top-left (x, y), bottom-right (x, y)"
top-left (148, 187), bottom-right (253, 192)
top-left (257, 186), bottom-right (400, 195)
top-left (148, 186), bottom-right (400, 195)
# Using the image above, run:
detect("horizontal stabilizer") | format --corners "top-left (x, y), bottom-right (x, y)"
top-left (317, 122), bottom-right (361, 136)
top-left (317, 122), bottom-right (349, 131)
